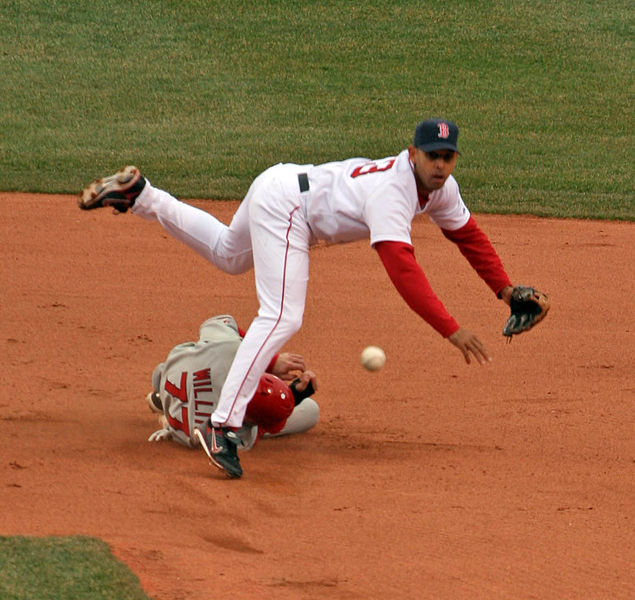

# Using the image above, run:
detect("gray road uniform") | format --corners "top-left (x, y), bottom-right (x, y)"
top-left (149, 315), bottom-right (318, 449)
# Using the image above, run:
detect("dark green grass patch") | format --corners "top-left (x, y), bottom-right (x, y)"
top-left (0, 536), bottom-right (151, 600)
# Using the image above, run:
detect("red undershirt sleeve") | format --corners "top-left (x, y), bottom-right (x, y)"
top-left (374, 241), bottom-right (460, 338)
top-left (441, 216), bottom-right (511, 296)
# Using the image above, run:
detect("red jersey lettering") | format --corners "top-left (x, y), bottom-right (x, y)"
top-left (192, 368), bottom-right (213, 398)
top-left (165, 371), bottom-right (188, 402)
top-left (167, 408), bottom-right (190, 435)
top-left (351, 158), bottom-right (396, 178)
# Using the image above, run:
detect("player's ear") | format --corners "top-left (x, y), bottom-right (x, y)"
top-left (407, 145), bottom-right (417, 161)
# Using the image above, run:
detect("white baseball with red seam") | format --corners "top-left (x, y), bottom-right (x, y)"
top-left (360, 346), bottom-right (386, 371)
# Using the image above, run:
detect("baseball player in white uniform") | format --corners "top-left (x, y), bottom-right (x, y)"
top-left (79, 118), bottom-right (517, 479)
top-left (145, 314), bottom-right (319, 452)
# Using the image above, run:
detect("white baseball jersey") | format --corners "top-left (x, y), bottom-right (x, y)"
top-left (304, 149), bottom-right (470, 245)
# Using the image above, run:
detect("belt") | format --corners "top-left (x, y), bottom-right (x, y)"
top-left (298, 172), bottom-right (310, 193)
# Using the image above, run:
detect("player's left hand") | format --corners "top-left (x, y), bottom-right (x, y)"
top-left (271, 352), bottom-right (307, 380)
top-left (447, 327), bottom-right (492, 365)
top-left (289, 370), bottom-right (318, 404)
top-left (148, 428), bottom-right (172, 442)
top-left (294, 369), bottom-right (318, 393)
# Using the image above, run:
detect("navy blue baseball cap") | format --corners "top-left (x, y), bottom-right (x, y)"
top-left (413, 118), bottom-right (460, 153)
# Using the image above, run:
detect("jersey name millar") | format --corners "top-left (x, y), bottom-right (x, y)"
top-left (304, 149), bottom-right (470, 245)
top-left (156, 319), bottom-right (241, 448)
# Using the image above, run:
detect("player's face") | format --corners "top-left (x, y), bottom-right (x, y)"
top-left (408, 146), bottom-right (458, 192)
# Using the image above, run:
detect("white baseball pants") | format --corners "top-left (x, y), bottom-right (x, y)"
top-left (132, 163), bottom-right (312, 428)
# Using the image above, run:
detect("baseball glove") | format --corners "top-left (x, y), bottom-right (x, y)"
top-left (503, 286), bottom-right (550, 338)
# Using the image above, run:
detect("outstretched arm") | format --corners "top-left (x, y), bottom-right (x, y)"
top-left (374, 240), bottom-right (460, 337)
top-left (442, 216), bottom-right (512, 297)
top-left (375, 240), bottom-right (493, 365)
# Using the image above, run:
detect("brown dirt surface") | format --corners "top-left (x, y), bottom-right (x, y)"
top-left (1, 193), bottom-right (633, 600)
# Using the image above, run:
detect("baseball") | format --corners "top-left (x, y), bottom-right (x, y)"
top-left (361, 345), bottom-right (386, 371)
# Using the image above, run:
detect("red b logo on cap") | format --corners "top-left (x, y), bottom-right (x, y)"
top-left (438, 123), bottom-right (450, 139)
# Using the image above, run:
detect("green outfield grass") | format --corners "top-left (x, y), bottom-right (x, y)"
top-left (0, 536), bottom-right (150, 600)
top-left (1, 0), bottom-right (632, 219)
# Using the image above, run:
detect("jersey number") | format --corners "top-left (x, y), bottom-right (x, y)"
top-left (350, 158), bottom-right (396, 178)
top-left (164, 372), bottom-right (190, 434)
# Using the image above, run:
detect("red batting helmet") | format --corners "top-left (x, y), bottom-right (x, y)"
top-left (245, 373), bottom-right (294, 435)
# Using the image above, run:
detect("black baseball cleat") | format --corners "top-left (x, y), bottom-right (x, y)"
top-left (194, 423), bottom-right (243, 479)
top-left (78, 165), bottom-right (146, 212)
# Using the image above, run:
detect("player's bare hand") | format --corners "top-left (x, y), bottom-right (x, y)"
top-left (447, 327), bottom-right (491, 365)
top-left (271, 352), bottom-right (307, 380)
top-left (148, 428), bottom-right (172, 442)
top-left (294, 369), bottom-right (318, 393)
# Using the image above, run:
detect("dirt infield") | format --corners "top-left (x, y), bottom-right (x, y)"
top-left (1, 193), bottom-right (633, 600)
